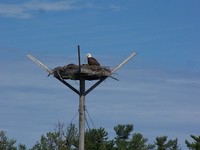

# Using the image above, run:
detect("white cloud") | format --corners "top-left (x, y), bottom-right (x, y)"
top-left (0, 1), bottom-right (123, 19)
top-left (24, 1), bottom-right (75, 11)
top-left (0, 3), bottom-right (31, 19)
top-left (162, 78), bottom-right (200, 87)
top-left (0, 0), bottom-right (79, 19)
top-left (109, 4), bottom-right (123, 12)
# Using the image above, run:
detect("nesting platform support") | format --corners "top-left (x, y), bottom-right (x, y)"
top-left (27, 46), bottom-right (137, 150)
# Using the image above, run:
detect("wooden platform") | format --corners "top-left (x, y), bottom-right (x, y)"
top-left (51, 64), bottom-right (112, 80)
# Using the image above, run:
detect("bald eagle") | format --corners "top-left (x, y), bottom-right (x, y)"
top-left (86, 53), bottom-right (100, 66)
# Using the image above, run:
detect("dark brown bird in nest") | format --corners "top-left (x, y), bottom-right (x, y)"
top-left (86, 53), bottom-right (100, 66)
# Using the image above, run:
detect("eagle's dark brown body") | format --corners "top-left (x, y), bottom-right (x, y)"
top-left (86, 53), bottom-right (100, 66)
top-left (87, 57), bottom-right (100, 66)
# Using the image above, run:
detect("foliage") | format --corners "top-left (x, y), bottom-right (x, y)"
top-left (0, 130), bottom-right (17, 150)
top-left (85, 127), bottom-right (114, 150)
top-left (113, 124), bottom-right (154, 150)
top-left (30, 123), bottom-right (154, 150)
top-left (31, 123), bottom-right (78, 150)
top-left (0, 130), bottom-right (26, 150)
top-left (1, 123), bottom-right (200, 150)
top-left (128, 133), bottom-right (155, 150)
top-left (154, 136), bottom-right (180, 150)
top-left (114, 124), bottom-right (134, 149)
top-left (185, 135), bottom-right (200, 150)
top-left (18, 144), bottom-right (27, 150)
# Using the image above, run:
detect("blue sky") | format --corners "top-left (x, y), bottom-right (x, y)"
top-left (0, 0), bottom-right (200, 149)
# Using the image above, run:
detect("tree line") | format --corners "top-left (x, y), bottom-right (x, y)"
top-left (0, 123), bottom-right (199, 150)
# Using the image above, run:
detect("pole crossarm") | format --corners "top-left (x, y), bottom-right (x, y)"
top-left (111, 52), bottom-right (137, 74)
top-left (56, 77), bottom-right (80, 95)
top-left (27, 54), bottom-right (53, 74)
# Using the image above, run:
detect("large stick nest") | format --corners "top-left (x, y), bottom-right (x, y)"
top-left (51, 64), bottom-right (112, 80)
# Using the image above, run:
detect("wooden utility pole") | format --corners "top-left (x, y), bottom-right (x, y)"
top-left (27, 46), bottom-right (136, 150)
top-left (78, 45), bottom-right (85, 150)
top-left (79, 78), bottom-right (85, 150)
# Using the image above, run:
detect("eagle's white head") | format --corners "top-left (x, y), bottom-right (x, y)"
top-left (86, 53), bottom-right (92, 58)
